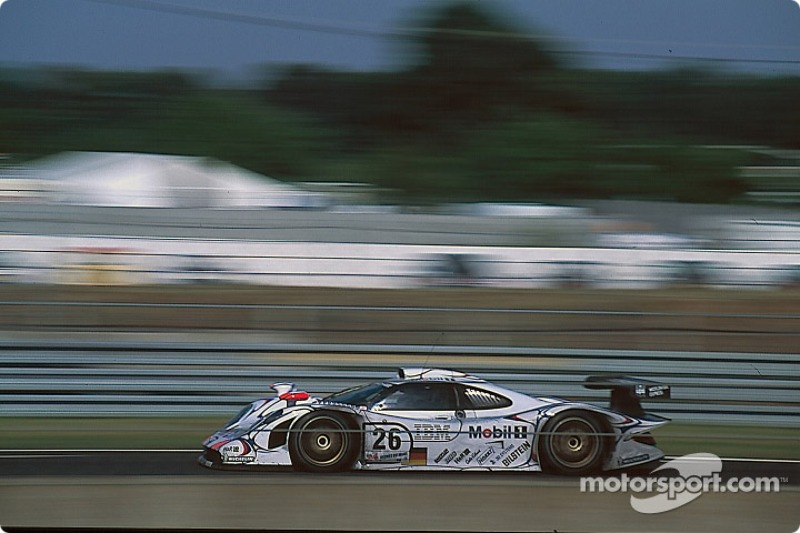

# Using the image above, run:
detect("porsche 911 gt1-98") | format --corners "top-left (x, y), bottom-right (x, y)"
top-left (199, 368), bottom-right (670, 475)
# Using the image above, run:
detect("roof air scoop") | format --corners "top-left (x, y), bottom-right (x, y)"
top-left (397, 368), bottom-right (477, 381)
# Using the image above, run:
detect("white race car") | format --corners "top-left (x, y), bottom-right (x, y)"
top-left (199, 368), bottom-right (670, 475)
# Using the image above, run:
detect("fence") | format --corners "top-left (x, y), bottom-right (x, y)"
top-left (1, 341), bottom-right (797, 426)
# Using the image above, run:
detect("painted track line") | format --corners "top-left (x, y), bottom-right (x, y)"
top-left (1, 449), bottom-right (799, 463)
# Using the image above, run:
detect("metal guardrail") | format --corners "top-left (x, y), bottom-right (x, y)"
top-left (0, 341), bottom-right (797, 426)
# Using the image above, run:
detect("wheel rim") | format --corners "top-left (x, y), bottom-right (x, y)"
top-left (297, 416), bottom-right (348, 467)
top-left (548, 417), bottom-right (601, 470)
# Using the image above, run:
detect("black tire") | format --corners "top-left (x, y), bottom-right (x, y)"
top-left (289, 411), bottom-right (360, 473)
top-left (539, 411), bottom-right (609, 476)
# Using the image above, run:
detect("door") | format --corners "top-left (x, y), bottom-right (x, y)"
top-left (363, 382), bottom-right (463, 466)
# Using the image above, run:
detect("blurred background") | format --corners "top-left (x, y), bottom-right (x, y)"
top-left (0, 1), bottom-right (799, 290)
top-left (0, 0), bottom-right (798, 453)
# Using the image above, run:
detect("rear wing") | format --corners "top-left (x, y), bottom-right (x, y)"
top-left (584, 375), bottom-right (670, 418)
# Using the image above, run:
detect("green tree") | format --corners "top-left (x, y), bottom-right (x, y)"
top-left (136, 94), bottom-right (333, 178)
top-left (391, 1), bottom-right (560, 141)
top-left (460, 114), bottom-right (748, 203)
top-left (266, 1), bottom-right (564, 151)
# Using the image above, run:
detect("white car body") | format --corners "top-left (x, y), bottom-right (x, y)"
top-left (200, 368), bottom-right (670, 475)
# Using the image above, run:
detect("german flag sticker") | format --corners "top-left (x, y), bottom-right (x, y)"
top-left (409, 448), bottom-right (427, 466)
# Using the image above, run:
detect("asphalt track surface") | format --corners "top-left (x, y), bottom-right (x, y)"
top-left (0, 451), bottom-right (798, 532)
top-left (0, 450), bottom-right (797, 482)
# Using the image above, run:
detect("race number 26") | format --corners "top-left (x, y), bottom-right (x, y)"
top-left (372, 427), bottom-right (402, 450)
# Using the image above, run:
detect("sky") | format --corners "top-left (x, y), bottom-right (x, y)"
top-left (0, 0), bottom-right (799, 83)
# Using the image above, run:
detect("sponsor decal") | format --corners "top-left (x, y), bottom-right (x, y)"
top-left (453, 448), bottom-right (472, 464)
top-left (501, 440), bottom-right (531, 467)
top-left (409, 448), bottom-right (427, 466)
top-left (225, 455), bottom-right (255, 463)
top-left (366, 449), bottom-right (410, 463)
top-left (465, 448), bottom-right (482, 465)
top-left (380, 451), bottom-right (410, 462)
top-left (221, 439), bottom-right (254, 463)
top-left (619, 453), bottom-right (650, 466)
top-left (476, 448), bottom-right (494, 465)
top-left (635, 383), bottom-right (669, 398)
top-left (413, 423), bottom-right (453, 442)
top-left (443, 450), bottom-right (458, 464)
top-left (434, 448), bottom-right (450, 464)
top-left (220, 440), bottom-right (252, 457)
top-left (468, 425), bottom-right (528, 440)
top-left (489, 441), bottom-right (515, 465)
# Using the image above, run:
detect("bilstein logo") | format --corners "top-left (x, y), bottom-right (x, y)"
top-left (468, 425), bottom-right (528, 439)
top-left (501, 441), bottom-right (532, 467)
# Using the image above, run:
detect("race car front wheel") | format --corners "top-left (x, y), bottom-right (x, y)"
top-left (289, 412), bottom-right (359, 473)
top-left (539, 411), bottom-right (608, 475)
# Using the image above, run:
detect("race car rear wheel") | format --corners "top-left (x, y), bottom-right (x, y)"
top-left (289, 411), bottom-right (359, 473)
top-left (539, 411), bottom-right (608, 475)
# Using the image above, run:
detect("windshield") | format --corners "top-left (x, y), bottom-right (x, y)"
top-left (223, 399), bottom-right (273, 431)
top-left (224, 403), bottom-right (256, 430)
top-left (324, 382), bottom-right (389, 406)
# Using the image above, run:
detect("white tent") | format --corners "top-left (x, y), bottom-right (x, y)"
top-left (25, 151), bottom-right (328, 208)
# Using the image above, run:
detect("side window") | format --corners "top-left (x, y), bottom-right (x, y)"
top-left (378, 382), bottom-right (457, 411)
top-left (459, 386), bottom-right (512, 410)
